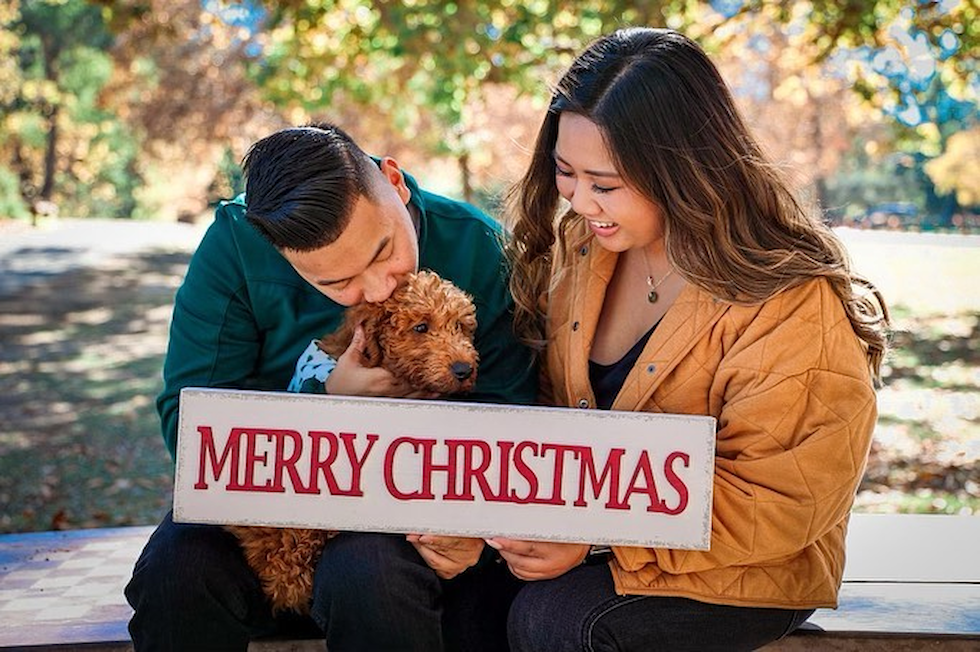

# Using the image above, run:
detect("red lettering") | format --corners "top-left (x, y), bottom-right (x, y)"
top-left (490, 440), bottom-right (515, 502)
top-left (662, 451), bottom-right (690, 515)
top-left (539, 444), bottom-right (585, 505)
top-left (235, 429), bottom-right (289, 492)
top-left (384, 437), bottom-right (438, 500)
top-left (340, 432), bottom-right (378, 496)
top-left (622, 451), bottom-right (669, 513)
top-left (308, 431), bottom-right (342, 494)
top-left (509, 441), bottom-right (539, 503)
top-left (242, 430), bottom-right (269, 490)
top-left (423, 438), bottom-right (456, 499)
top-left (271, 429), bottom-right (308, 493)
top-left (194, 426), bottom-right (242, 490)
top-left (448, 439), bottom-right (493, 501)
top-left (575, 447), bottom-right (627, 509)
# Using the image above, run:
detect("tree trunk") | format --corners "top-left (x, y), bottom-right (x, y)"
top-left (40, 33), bottom-right (59, 202)
top-left (40, 108), bottom-right (58, 201)
top-left (458, 151), bottom-right (473, 205)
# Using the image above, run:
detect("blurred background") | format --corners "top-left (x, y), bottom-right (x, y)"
top-left (0, 0), bottom-right (977, 533)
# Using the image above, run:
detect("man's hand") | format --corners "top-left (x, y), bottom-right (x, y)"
top-left (325, 325), bottom-right (437, 399)
top-left (406, 534), bottom-right (484, 580)
top-left (485, 539), bottom-right (590, 581)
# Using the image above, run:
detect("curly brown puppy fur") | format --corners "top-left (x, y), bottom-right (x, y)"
top-left (318, 270), bottom-right (478, 393)
top-left (228, 270), bottom-right (478, 614)
top-left (223, 525), bottom-right (334, 614)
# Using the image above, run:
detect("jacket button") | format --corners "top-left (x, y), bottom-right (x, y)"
top-left (579, 246), bottom-right (588, 256)
top-left (577, 398), bottom-right (589, 408)
top-left (572, 321), bottom-right (579, 331)
top-left (647, 364), bottom-right (656, 374)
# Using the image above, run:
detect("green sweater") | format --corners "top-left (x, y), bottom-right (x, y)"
top-left (157, 171), bottom-right (537, 459)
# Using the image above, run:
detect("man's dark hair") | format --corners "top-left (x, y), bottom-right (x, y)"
top-left (242, 123), bottom-right (378, 251)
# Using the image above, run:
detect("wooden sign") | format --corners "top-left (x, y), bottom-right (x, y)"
top-left (174, 388), bottom-right (717, 549)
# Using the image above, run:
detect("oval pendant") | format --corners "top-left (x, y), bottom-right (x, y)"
top-left (647, 290), bottom-right (659, 303)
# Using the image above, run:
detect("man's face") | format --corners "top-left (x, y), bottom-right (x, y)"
top-left (282, 158), bottom-right (420, 306)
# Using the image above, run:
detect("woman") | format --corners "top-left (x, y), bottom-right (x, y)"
top-left (495, 27), bottom-right (889, 651)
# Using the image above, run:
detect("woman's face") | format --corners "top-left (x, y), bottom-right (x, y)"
top-left (553, 112), bottom-right (665, 253)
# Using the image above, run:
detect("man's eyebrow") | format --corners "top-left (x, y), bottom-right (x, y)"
top-left (553, 150), bottom-right (621, 179)
top-left (316, 236), bottom-right (390, 286)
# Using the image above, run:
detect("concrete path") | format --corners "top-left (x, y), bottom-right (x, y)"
top-left (0, 218), bottom-right (207, 296)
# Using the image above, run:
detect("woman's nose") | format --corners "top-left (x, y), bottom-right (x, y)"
top-left (570, 183), bottom-right (597, 217)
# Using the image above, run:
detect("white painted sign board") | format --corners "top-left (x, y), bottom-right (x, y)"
top-left (174, 388), bottom-right (717, 549)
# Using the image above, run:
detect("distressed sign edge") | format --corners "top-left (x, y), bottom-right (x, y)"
top-left (173, 387), bottom-right (716, 550)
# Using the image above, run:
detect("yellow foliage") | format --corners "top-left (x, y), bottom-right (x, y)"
top-left (925, 129), bottom-right (980, 206)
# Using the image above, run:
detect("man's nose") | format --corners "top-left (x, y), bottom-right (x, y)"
top-left (361, 270), bottom-right (397, 304)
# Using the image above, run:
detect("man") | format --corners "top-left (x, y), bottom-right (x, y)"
top-left (125, 124), bottom-right (537, 651)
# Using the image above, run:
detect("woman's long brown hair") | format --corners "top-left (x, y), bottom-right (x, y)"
top-left (506, 27), bottom-right (889, 384)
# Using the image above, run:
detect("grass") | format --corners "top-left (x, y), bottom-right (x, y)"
top-left (0, 249), bottom-right (184, 532)
top-left (838, 229), bottom-right (980, 515)
top-left (0, 224), bottom-right (977, 532)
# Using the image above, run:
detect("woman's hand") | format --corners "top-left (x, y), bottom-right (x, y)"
top-left (486, 538), bottom-right (590, 581)
top-left (406, 534), bottom-right (485, 579)
top-left (325, 326), bottom-right (438, 399)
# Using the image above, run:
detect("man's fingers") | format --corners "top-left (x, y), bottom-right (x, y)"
top-left (408, 539), bottom-right (459, 579)
top-left (344, 325), bottom-right (366, 360)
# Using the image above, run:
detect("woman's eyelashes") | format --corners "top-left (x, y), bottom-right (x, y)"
top-left (554, 165), bottom-right (619, 195)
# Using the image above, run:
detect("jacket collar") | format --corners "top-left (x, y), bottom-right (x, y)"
top-left (563, 236), bottom-right (731, 411)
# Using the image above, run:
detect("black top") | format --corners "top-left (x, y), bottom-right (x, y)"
top-left (588, 321), bottom-right (659, 410)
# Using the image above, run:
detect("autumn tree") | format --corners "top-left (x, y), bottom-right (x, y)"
top-left (96, 0), bottom-right (274, 219)
top-left (926, 127), bottom-right (980, 208)
top-left (1, 0), bottom-right (125, 218)
top-left (235, 0), bottom-right (976, 208)
top-left (0, 1), bottom-right (29, 219)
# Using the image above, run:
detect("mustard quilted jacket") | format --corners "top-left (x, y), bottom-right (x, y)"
top-left (545, 231), bottom-right (877, 609)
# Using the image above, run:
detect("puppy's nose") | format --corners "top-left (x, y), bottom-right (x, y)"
top-left (451, 362), bottom-right (473, 381)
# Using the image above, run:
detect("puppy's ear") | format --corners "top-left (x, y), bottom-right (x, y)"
top-left (317, 302), bottom-right (383, 363)
top-left (354, 303), bottom-right (386, 367)
top-left (316, 310), bottom-right (359, 358)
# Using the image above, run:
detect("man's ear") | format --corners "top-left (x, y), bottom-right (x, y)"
top-left (378, 157), bottom-right (412, 205)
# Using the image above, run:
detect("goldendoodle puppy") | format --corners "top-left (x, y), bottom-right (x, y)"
top-left (228, 270), bottom-right (479, 614)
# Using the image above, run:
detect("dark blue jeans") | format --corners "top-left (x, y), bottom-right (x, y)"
top-left (507, 563), bottom-right (814, 652)
top-left (124, 511), bottom-right (521, 651)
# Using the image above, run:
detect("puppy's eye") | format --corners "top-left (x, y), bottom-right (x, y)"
top-left (413, 323), bottom-right (428, 333)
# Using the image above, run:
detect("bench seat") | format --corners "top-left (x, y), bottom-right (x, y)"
top-left (1, 515), bottom-right (977, 650)
top-left (764, 513), bottom-right (980, 650)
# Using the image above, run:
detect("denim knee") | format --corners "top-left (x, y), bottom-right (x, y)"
top-left (125, 512), bottom-right (272, 651)
top-left (128, 517), bottom-right (248, 605)
top-left (508, 580), bottom-right (579, 652)
top-left (309, 532), bottom-right (444, 650)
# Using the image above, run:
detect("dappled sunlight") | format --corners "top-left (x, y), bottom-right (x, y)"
top-left (1, 224), bottom-right (978, 530)
top-left (856, 308), bottom-right (980, 515)
top-left (0, 244), bottom-right (186, 532)
top-left (878, 386), bottom-right (980, 442)
top-left (66, 307), bottom-right (114, 326)
top-left (837, 230), bottom-right (980, 316)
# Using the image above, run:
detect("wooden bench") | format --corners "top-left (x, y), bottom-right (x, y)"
top-left (1, 514), bottom-right (977, 650)
top-left (0, 527), bottom-right (318, 651)
top-left (764, 513), bottom-right (980, 650)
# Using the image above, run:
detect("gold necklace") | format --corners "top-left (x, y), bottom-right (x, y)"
top-left (642, 248), bottom-right (674, 304)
